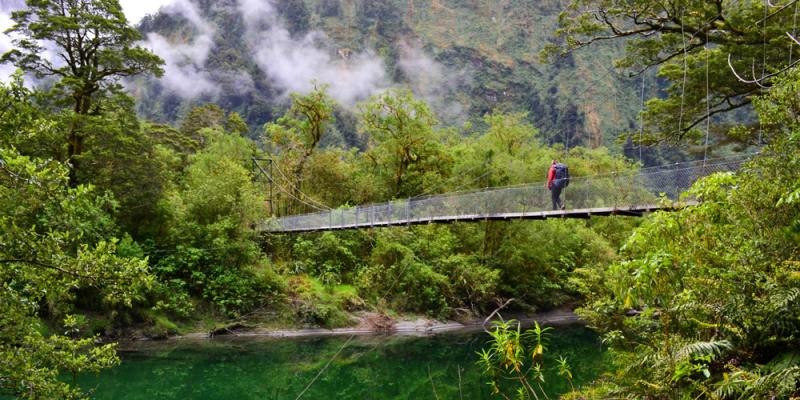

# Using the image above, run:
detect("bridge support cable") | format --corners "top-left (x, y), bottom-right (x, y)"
top-left (264, 157), bottom-right (331, 214)
top-left (704, 31), bottom-right (711, 167)
top-left (639, 72), bottom-right (646, 162)
top-left (258, 156), bottom-right (750, 233)
top-left (252, 158), bottom-right (274, 215)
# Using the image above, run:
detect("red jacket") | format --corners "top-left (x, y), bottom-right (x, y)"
top-left (546, 164), bottom-right (556, 189)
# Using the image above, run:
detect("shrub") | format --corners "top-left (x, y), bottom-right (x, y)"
top-left (288, 276), bottom-right (357, 328)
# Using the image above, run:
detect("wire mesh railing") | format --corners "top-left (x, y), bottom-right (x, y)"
top-left (258, 156), bottom-right (750, 233)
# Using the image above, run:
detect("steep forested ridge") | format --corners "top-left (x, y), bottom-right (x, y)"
top-left (132, 0), bottom-right (642, 150)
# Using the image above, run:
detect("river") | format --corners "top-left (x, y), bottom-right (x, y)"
top-left (77, 325), bottom-right (607, 399)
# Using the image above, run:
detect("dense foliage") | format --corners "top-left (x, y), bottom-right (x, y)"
top-left (264, 88), bottom-right (635, 319)
top-left (3, 0), bottom-right (799, 398)
top-left (565, 69), bottom-right (800, 400)
top-left (0, 147), bottom-right (152, 397)
top-left (0, 1), bottom-right (637, 395)
top-left (534, 0), bottom-right (800, 397)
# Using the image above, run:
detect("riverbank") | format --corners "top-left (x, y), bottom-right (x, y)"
top-left (168, 307), bottom-right (581, 341)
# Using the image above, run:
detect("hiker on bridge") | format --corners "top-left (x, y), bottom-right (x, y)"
top-left (546, 160), bottom-right (570, 210)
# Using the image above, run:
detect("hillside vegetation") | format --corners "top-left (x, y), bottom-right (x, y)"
top-left (1, 0), bottom-right (798, 399)
top-left (133, 0), bottom-right (643, 151)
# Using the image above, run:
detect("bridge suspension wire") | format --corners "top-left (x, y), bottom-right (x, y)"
top-left (761, 0), bottom-right (800, 24)
top-left (791, 0), bottom-right (798, 63)
top-left (760, 0), bottom-right (769, 146)
top-left (639, 72), bottom-right (646, 162)
top-left (260, 155), bottom-right (751, 233)
top-left (678, 7), bottom-right (688, 136)
top-left (704, 30), bottom-right (711, 166)
top-left (272, 163), bottom-right (330, 210)
top-left (422, 169), bottom-right (493, 199)
top-left (269, 160), bottom-right (331, 212)
top-left (254, 159), bottom-right (328, 212)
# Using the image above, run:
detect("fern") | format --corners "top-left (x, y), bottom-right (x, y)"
top-left (714, 363), bottom-right (800, 399)
top-left (744, 366), bottom-right (800, 399)
top-left (713, 369), bottom-right (755, 399)
top-left (769, 287), bottom-right (800, 310)
top-left (674, 340), bottom-right (732, 361)
top-left (770, 288), bottom-right (800, 309)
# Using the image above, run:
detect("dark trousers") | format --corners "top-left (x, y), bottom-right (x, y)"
top-left (551, 185), bottom-right (563, 210)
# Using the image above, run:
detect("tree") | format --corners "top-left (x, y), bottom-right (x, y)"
top-left (302, 148), bottom-right (362, 207)
top-left (267, 86), bottom-right (336, 157)
top-left (181, 105), bottom-right (251, 145)
top-left (266, 85), bottom-right (336, 213)
top-left (0, 72), bottom-right (62, 159)
top-left (0, 148), bottom-right (152, 399)
top-left (358, 89), bottom-right (450, 198)
top-left (483, 111), bottom-right (538, 157)
top-left (543, 0), bottom-right (798, 145)
top-left (357, 0), bottom-right (406, 39)
top-left (277, 0), bottom-right (310, 35)
top-left (2, 0), bottom-right (164, 183)
top-left (78, 94), bottom-right (174, 239)
top-left (225, 111), bottom-right (250, 136)
top-left (181, 104), bottom-right (226, 141)
top-left (156, 127), bottom-right (281, 317)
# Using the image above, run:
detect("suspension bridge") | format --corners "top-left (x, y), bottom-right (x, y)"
top-left (257, 155), bottom-right (750, 234)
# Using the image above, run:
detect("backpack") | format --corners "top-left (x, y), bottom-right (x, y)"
top-left (554, 163), bottom-right (570, 188)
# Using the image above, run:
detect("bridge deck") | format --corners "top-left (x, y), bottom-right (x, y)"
top-left (264, 203), bottom-right (689, 233)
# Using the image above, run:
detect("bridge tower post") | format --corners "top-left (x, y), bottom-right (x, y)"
top-left (252, 157), bottom-right (274, 216)
top-left (406, 199), bottom-right (411, 225)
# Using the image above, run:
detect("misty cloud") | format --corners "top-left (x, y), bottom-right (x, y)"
top-left (121, 0), bottom-right (174, 24)
top-left (239, 0), bottom-right (389, 106)
top-left (0, 1), bottom-right (24, 81)
top-left (398, 40), bottom-right (469, 123)
top-left (143, 0), bottom-right (219, 98)
top-left (213, 68), bottom-right (256, 94)
top-left (237, 0), bottom-right (276, 29)
top-left (0, 12), bottom-right (13, 53)
top-left (1, 0), bottom-right (468, 120)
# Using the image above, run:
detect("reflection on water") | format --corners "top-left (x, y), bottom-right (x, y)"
top-left (78, 326), bottom-right (607, 399)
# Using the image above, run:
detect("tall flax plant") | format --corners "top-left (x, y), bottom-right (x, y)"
top-left (477, 320), bottom-right (573, 400)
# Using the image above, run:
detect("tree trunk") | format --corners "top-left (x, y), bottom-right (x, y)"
top-left (67, 92), bottom-right (92, 187)
top-left (67, 130), bottom-right (82, 187)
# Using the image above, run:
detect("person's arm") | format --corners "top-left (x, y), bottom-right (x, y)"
top-left (546, 167), bottom-right (555, 189)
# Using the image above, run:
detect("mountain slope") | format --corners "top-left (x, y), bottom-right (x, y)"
top-left (132, 0), bottom-right (646, 150)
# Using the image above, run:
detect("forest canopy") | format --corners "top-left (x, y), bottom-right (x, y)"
top-left (0, 0), bottom-right (799, 398)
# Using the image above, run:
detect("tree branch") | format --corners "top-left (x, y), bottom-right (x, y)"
top-left (0, 258), bottom-right (87, 280)
top-left (482, 298), bottom-right (514, 333)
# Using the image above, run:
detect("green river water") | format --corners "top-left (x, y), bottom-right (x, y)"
top-left (76, 326), bottom-right (607, 399)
